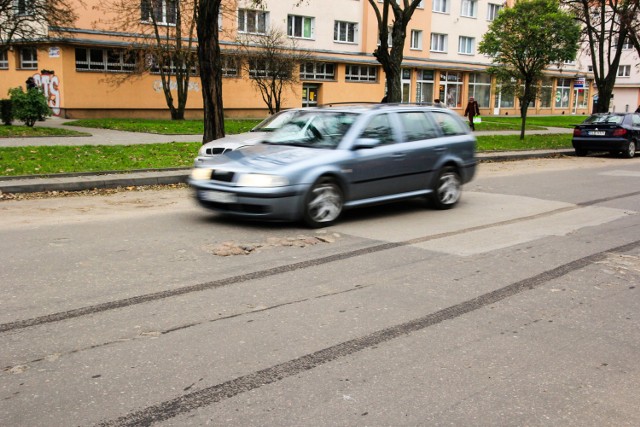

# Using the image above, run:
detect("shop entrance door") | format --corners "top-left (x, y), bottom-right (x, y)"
top-left (302, 85), bottom-right (319, 107)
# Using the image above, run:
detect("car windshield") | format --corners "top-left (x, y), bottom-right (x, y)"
top-left (264, 111), bottom-right (357, 148)
top-left (583, 114), bottom-right (624, 125)
top-left (252, 110), bottom-right (299, 132)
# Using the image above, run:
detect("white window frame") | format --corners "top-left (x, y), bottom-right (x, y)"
top-left (410, 30), bottom-right (423, 50)
top-left (487, 3), bottom-right (501, 20)
top-left (433, 0), bottom-right (449, 13)
top-left (300, 62), bottom-right (336, 80)
top-left (19, 47), bottom-right (37, 69)
top-left (458, 36), bottom-right (474, 55)
top-left (0, 50), bottom-right (8, 69)
top-left (238, 9), bottom-right (268, 35)
top-left (287, 15), bottom-right (314, 39)
top-left (221, 56), bottom-right (238, 77)
top-left (141, 0), bottom-right (177, 26)
top-left (345, 65), bottom-right (377, 82)
top-left (617, 65), bottom-right (631, 77)
top-left (14, 0), bottom-right (35, 16)
top-left (430, 33), bottom-right (447, 53)
top-left (461, 0), bottom-right (477, 18)
top-left (334, 21), bottom-right (357, 43)
top-left (75, 48), bottom-right (137, 73)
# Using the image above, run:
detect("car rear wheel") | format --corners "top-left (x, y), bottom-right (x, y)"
top-left (303, 178), bottom-right (343, 228)
top-left (575, 148), bottom-right (588, 157)
top-left (622, 141), bottom-right (636, 158)
top-left (430, 166), bottom-right (461, 210)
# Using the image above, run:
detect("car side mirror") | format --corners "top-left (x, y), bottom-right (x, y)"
top-left (353, 138), bottom-right (381, 150)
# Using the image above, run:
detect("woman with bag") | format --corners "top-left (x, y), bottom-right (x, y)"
top-left (464, 97), bottom-right (480, 131)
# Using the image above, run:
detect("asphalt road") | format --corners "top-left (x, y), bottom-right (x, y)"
top-left (1, 156), bottom-right (639, 426)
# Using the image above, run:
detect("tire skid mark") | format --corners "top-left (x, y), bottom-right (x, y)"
top-left (2, 285), bottom-right (372, 373)
top-left (97, 239), bottom-right (640, 427)
top-left (2, 190), bottom-right (639, 335)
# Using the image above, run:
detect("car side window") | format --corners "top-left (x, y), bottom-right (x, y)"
top-left (398, 111), bottom-right (438, 141)
top-left (633, 114), bottom-right (640, 126)
top-left (360, 113), bottom-right (395, 145)
top-left (432, 111), bottom-right (467, 136)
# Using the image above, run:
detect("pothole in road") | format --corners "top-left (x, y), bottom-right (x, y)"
top-left (206, 232), bottom-right (341, 256)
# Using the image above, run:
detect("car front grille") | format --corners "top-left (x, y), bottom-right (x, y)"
top-left (211, 170), bottom-right (235, 182)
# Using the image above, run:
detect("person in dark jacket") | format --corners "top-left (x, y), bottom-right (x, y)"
top-left (26, 77), bottom-right (36, 90)
top-left (464, 96), bottom-right (480, 131)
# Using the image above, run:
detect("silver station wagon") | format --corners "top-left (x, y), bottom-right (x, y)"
top-left (189, 104), bottom-right (477, 227)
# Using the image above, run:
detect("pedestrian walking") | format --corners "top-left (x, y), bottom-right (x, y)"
top-left (464, 96), bottom-right (480, 131)
top-left (433, 98), bottom-right (444, 108)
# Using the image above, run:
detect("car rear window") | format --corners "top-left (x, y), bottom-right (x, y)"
top-left (431, 111), bottom-right (467, 136)
top-left (583, 114), bottom-right (624, 125)
top-left (398, 111), bottom-right (439, 141)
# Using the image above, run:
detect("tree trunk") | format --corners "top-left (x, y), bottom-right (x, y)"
top-left (197, 0), bottom-right (225, 143)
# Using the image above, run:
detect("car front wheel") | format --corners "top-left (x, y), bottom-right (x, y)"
top-left (622, 141), bottom-right (636, 158)
top-left (430, 166), bottom-right (461, 210)
top-left (303, 178), bottom-right (343, 228)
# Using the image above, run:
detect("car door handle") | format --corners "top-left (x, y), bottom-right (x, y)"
top-left (392, 153), bottom-right (406, 160)
top-left (434, 147), bottom-right (446, 152)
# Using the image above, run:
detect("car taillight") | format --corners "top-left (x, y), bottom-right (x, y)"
top-left (573, 128), bottom-right (582, 136)
top-left (612, 128), bottom-right (627, 137)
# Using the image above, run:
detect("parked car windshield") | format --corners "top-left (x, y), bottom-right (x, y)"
top-left (264, 111), bottom-right (357, 148)
top-left (583, 114), bottom-right (624, 125)
top-left (252, 110), bottom-right (300, 132)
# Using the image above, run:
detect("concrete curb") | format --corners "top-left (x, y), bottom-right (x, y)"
top-left (0, 150), bottom-right (576, 194)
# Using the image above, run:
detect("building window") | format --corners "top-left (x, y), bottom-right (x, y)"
top-left (555, 78), bottom-right (571, 108)
top-left (248, 58), bottom-right (288, 79)
top-left (334, 21), bottom-right (357, 43)
top-left (238, 9), bottom-right (268, 34)
top-left (468, 73), bottom-right (491, 108)
top-left (410, 30), bottom-right (423, 50)
top-left (149, 57), bottom-right (198, 76)
top-left (439, 71), bottom-right (462, 108)
top-left (430, 33), bottom-right (447, 52)
top-left (540, 78), bottom-right (553, 108)
top-left (141, 0), bottom-right (177, 25)
top-left (288, 15), bottom-right (314, 39)
top-left (416, 69), bottom-right (434, 103)
top-left (221, 56), bottom-right (238, 77)
top-left (458, 36), bottom-right (474, 54)
top-left (345, 65), bottom-right (377, 82)
top-left (14, 0), bottom-right (35, 15)
top-left (461, 0), bottom-right (477, 18)
top-left (0, 50), bottom-right (8, 69)
top-left (300, 62), bottom-right (335, 80)
top-left (433, 0), bottom-right (449, 13)
top-left (497, 85), bottom-right (515, 108)
top-left (75, 48), bottom-right (137, 73)
top-left (19, 47), bottom-right (37, 69)
top-left (617, 65), bottom-right (631, 77)
top-left (487, 3), bottom-right (501, 21)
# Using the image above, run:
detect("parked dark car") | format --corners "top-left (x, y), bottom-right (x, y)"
top-left (189, 104), bottom-right (477, 228)
top-left (572, 112), bottom-right (640, 158)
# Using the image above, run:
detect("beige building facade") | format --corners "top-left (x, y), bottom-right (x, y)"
top-left (0, 0), bottom-right (607, 119)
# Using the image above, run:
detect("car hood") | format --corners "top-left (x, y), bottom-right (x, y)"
top-left (201, 131), bottom-right (268, 150)
top-left (204, 144), bottom-right (334, 172)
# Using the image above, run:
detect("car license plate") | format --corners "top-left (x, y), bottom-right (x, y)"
top-left (589, 131), bottom-right (605, 136)
top-left (200, 190), bottom-right (237, 203)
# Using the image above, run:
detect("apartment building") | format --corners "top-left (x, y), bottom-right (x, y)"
top-left (0, 0), bottom-right (617, 119)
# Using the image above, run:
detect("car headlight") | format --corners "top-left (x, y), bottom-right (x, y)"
top-left (236, 174), bottom-right (289, 187)
top-left (190, 168), bottom-right (213, 180)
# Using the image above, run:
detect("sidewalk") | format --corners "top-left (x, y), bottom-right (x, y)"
top-left (0, 118), bottom-right (574, 194)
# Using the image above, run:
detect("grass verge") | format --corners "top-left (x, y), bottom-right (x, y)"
top-left (0, 126), bottom-right (90, 138)
top-left (0, 134), bottom-right (573, 177)
top-left (63, 119), bottom-right (261, 135)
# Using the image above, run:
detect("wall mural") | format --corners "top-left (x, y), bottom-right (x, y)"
top-left (32, 70), bottom-right (61, 116)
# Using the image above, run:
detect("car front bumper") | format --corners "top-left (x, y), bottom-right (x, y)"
top-left (189, 180), bottom-right (307, 221)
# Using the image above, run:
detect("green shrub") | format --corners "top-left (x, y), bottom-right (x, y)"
top-left (0, 99), bottom-right (12, 125)
top-left (8, 87), bottom-right (51, 127)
